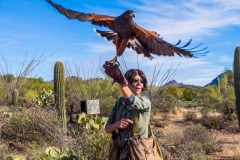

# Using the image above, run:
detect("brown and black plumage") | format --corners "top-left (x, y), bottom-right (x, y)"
top-left (46, 0), bottom-right (208, 63)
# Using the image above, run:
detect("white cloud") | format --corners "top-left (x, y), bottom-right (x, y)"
top-left (218, 56), bottom-right (234, 63)
top-left (75, 42), bottom-right (115, 53)
top-left (0, 38), bottom-right (16, 46)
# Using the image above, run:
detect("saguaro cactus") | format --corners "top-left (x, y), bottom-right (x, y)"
top-left (233, 46), bottom-right (240, 128)
top-left (54, 61), bottom-right (66, 131)
top-left (12, 89), bottom-right (18, 106)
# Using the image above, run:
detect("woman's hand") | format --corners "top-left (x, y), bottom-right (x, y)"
top-left (105, 118), bottom-right (133, 133)
top-left (116, 118), bottom-right (133, 129)
top-left (103, 61), bottom-right (128, 86)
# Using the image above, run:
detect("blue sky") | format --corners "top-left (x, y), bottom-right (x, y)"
top-left (0, 0), bottom-right (239, 86)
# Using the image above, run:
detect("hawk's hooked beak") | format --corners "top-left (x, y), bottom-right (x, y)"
top-left (132, 12), bottom-right (135, 18)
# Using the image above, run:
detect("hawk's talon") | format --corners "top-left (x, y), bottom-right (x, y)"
top-left (105, 60), bottom-right (120, 67)
top-left (107, 56), bottom-right (118, 65)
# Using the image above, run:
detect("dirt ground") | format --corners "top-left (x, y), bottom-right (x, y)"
top-left (154, 107), bottom-right (240, 160)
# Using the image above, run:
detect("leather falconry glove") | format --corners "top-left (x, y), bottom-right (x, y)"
top-left (103, 61), bottom-right (128, 86)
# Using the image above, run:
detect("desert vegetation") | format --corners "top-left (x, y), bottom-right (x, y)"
top-left (0, 52), bottom-right (240, 160)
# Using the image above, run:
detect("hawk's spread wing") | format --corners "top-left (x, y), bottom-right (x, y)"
top-left (47, 0), bottom-right (208, 60)
top-left (46, 0), bottom-right (115, 30)
top-left (133, 25), bottom-right (207, 58)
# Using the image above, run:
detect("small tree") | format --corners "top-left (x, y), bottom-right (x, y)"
top-left (182, 88), bottom-right (197, 101)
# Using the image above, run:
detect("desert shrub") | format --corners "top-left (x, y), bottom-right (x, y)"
top-left (182, 101), bottom-right (198, 108)
top-left (198, 72), bottom-right (235, 117)
top-left (164, 130), bottom-right (183, 145)
top-left (0, 144), bottom-right (9, 159)
top-left (225, 120), bottom-right (240, 133)
top-left (225, 112), bottom-right (237, 121)
top-left (148, 84), bottom-right (183, 114)
top-left (74, 127), bottom-right (111, 159)
top-left (182, 88), bottom-right (197, 101)
top-left (0, 105), bottom-right (11, 113)
top-left (184, 111), bottom-right (197, 122)
top-left (1, 107), bottom-right (62, 146)
top-left (24, 141), bottom-right (46, 158)
top-left (201, 115), bottom-right (225, 130)
top-left (188, 152), bottom-right (216, 160)
top-left (155, 92), bottom-right (178, 113)
top-left (151, 118), bottom-right (169, 128)
top-left (157, 130), bottom-right (188, 159)
top-left (158, 125), bottom-right (221, 159)
top-left (0, 86), bottom-right (4, 99)
top-left (182, 124), bottom-right (222, 154)
top-left (25, 90), bottom-right (38, 102)
top-left (28, 80), bottom-right (53, 95)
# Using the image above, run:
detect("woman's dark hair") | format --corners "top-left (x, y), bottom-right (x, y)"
top-left (124, 69), bottom-right (147, 91)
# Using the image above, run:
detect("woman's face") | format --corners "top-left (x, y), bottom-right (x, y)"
top-left (128, 74), bottom-right (144, 95)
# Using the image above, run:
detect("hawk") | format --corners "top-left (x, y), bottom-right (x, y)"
top-left (46, 0), bottom-right (208, 64)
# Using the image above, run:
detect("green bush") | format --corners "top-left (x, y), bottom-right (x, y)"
top-left (188, 152), bottom-right (215, 160)
top-left (75, 129), bottom-right (111, 159)
top-left (0, 144), bottom-right (9, 159)
top-left (202, 115), bottom-right (225, 130)
top-left (182, 124), bottom-right (222, 154)
top-left (1, 107), bottom-right (61, 145)
top-left (25, 142), bottom-right (46, 158)
top-left (183, 111), bottom-right (197, 122)
top-left (151, 118), bottom-right (169, 128)
top-left (25, 90), bottom-right (38, 102)
top-left (182, 88), bottom-right (197, 101)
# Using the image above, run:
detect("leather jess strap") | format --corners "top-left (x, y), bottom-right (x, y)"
top-left (132, 108), bottom-right (140, 138)
top-left (115, 98), bottom-right (140, 138)
top-left (115, 98), bottom-right (124, 122)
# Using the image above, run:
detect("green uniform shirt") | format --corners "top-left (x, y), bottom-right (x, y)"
top-left (106, 94), bottom-right (151, 160)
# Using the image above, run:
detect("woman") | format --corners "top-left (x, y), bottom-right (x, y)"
top-left (104, 66), bottom-right (151, 160)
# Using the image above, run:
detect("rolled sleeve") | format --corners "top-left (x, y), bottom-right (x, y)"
top-left (124, 94), bottom-right (135, 105)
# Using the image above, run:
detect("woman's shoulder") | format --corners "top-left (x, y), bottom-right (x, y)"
top-left (137, 94), bottom-right (150, 101)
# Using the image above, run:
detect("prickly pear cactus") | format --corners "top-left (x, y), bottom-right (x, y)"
top-left (12, 88), bottom-right (18, 106)
top-left (32, 88), bottom-right (54, 107)
top-left (45, 146), bottom-right (78, 159)
top-left (4, 155), bottom-right (14, 160)
top-left (77, 113), bottom-right (108, 131)
top-left (30, 157), bottom-right (41, 160)
top-left (234, 46), bottom-right (240, 128)
top-left (54, 61), bottom-right (66, 131)
top-left (13, 155), bottom-right (26, 160)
